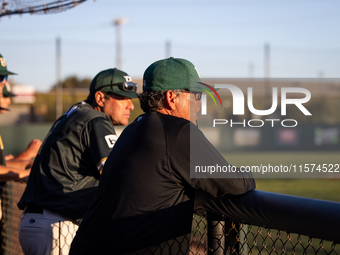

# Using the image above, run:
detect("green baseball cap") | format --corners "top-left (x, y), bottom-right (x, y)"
top-left (3, 83), bottom-right (16, 98)
top-left (143, 57), bottom-right (205, 92)
top-left (89, 68), bottom-right (137, 98)
top-left (0, 54), bottom-right (17, 75)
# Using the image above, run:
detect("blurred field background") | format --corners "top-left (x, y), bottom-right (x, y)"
top-left (224, 152), bottom-right (340, 202)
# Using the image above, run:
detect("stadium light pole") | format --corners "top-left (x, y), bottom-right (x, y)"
top-left (56, 36), bottom-right (62, 120)
top-left (264, 43), bottom-right (270, 78)
top-left (165, 40), bottom-right (171, 58)
top-left (264, 42), bottom-right (271, 108)
top-left (113, 18), bottom-right (128, 70)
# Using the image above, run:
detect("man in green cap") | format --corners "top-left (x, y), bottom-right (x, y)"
top-left (0, 53), bottom-right (31, 177)
top-left (0, 54), bottom-right (34, 177)
top-left (0, 54), bottom-right (42, 165)
top-left (70, 58), bottom-right (255, 255)
top-left (18, 68), bottom-right (137, 255)
top-left (0, 53), bottom-right (38, 255)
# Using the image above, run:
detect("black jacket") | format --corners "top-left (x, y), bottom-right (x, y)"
top-left (70, 112), bottom-right (255, 254)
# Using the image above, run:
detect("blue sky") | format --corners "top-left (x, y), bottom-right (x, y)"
top-left (0, 0), bottom-right (339, 92)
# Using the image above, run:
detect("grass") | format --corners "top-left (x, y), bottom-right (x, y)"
top-left (223, 151), bottom-right (339, 168)
top-left (222, 151), bottom-right (340, 202)
top-left (254, 178), bottom-right (340, 202)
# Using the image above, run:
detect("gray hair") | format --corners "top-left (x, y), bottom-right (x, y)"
top-left (138, 90), bottom-right (185, 112)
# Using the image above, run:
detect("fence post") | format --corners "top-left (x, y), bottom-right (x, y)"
top-left (207, 212), bottom-right (239, 255)
top-left (207, 220), bottom-right (225, 255)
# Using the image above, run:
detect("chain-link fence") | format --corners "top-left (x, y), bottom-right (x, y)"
top-left (2, 184), bottom-right (339, 254)
top-left (3, 209), bottom-right (340, 254)
top-left (0, 0), bottom-right (87, 17)
top-left (190, 215), bottom-right (339, 255)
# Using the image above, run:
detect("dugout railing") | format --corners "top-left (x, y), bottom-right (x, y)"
top-left (35, 190), bottom-right (340, 255)
top-left (190, 190), bottom-right (340, 255)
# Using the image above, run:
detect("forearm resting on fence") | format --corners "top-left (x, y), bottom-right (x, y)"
top-left (194, 189), bottom-right (340, 243)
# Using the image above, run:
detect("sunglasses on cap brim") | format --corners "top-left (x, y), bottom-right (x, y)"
top-left (0, 75), bottom-right (8, 83)
top-left (101, 82), bottom-right (137, 92)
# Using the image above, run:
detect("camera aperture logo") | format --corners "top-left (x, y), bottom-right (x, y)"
top-left (198, 82), bottom-right (222, 107)
top-left (199, 84), bottom-right (312, 128)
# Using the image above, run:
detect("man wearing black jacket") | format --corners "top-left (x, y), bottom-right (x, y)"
top-left (70, 57), bottom-right (255, 255)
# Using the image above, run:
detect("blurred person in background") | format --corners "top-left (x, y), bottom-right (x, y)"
top-left (0, 53), bottom-right (35, 179)
top-left (0, 55), bottom-right (40, 179)
top-left (0, 53), bottom-right (39, 255)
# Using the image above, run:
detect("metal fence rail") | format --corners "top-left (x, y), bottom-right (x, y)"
top-left (9, 206), bottom-right (339, 254)
top-left (190, 216), bottom-right (340, 255)
top-left (6, 187), bottom-right (338, 254)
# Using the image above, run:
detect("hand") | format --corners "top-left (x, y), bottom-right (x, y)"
top-left (19, 168), bottom-right (31, 183)
top-left (5, 154), bottom-right (14, 161)
top-left (25, 160), bottom-right (34, 169)
top-left (26, 139), bottom-right (42, 158)
top-left (14, 139), bottom-right (43, 160)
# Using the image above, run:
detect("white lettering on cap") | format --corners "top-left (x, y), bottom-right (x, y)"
top-left (0, 58), bottom-right (6, 67)
top-left (123, 76), bottom-right (132, 82)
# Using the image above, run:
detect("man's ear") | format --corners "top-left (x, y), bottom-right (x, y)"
top-left (95, 91), bottom-right (106, 107)
top-left (164, 90), bottom-right (177, 110)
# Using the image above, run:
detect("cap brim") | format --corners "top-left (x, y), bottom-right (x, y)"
top-left (190, 82), bottom-right (211, 92)
top-left (3, 92), bottom-right (16, 98)
top-left (100, 84), bottom-right (138, 99)
top-left (0, 70), bottom-right (17, 75)
top-left (190, 82), bottom-right (219, 92)
top-left (102, 88), bottom-right (138, 99)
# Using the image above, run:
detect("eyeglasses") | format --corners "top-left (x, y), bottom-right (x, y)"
top-left (175, 89), bottom-right (202, 101)
top-left (0, 75), bottom-right (8, 83)
top-left (101, 82), bottom-right (137, 92)
top-left (191, 91), bottom-right (202, 101)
